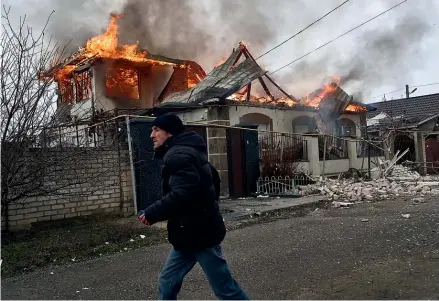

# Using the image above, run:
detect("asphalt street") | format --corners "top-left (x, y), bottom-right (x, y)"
top-left (2, 196), bottom-right (439, 300)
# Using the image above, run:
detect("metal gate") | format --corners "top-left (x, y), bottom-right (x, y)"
top-left (227, 127), bottom-right (260, 198)
top-left (425, 136), bottom-right (439, 174)
top-left (128, 120), bottom-right (162, 211)
top-left (128, 119), bottom-right (208, 210)
top-left (243, 127), bottom-right (260, 195)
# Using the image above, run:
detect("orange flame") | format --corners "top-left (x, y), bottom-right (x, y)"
top-left (228, 75), bottom-right (366, 113)
top-left (106, 68), bottom-right (139, 99)
top-left (54, 14), bottom-right (176, 84)
top-left (345, 104), bottom-right (368, 112)
top-left (55, 65), bottom-right (76, 82)
top-left (82, 14), bottom-right (174, 65)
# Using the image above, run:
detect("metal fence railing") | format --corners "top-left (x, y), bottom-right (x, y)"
top-left (318, 136), bottom-right (348, 160)
top-left (256, 174), bottom-right (315, 195)
top-left (257, 176), bottom-right (297, 195)
top-left (357, 140), bottom-right (385, 157)
top-left (259, 133), bottom-right (308, 178)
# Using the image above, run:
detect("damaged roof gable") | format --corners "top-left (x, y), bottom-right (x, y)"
top-left (161, 44), bottom-right (266, 105)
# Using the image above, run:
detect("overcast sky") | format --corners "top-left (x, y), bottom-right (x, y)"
top-left (4, 0), bottom-right (438, 103)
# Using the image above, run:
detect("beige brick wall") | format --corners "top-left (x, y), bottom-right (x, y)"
top-left (3, 148), bottom-right (134, 231)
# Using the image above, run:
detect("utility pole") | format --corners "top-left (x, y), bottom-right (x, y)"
top-left (405, 84), bottom-right (410, 98)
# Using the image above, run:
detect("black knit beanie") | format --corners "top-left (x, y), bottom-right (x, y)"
top-left (151, 114), bottom-right (185, 136)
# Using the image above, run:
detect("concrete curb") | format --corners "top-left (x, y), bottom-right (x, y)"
top-left (222, 196), bottom-right (328, 221)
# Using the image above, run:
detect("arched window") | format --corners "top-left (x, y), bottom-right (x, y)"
top-left (292, 116), bottom-right (317, 134)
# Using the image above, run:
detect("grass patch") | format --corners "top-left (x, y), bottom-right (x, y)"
top-left (1, 215), bottom-right (167, 278)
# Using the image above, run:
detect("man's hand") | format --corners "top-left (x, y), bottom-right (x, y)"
top-left (138, 210), bottom-right (150, 226)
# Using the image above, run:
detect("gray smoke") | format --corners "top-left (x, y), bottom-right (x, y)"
top-left (117, 0), bottom-right (286, 67)
top-left (23, 0), bottom-right (286, 70)
top-left (7, 0), bottom-right (433, 102)
top-left (280, 13), bottom-right (432, 102)
top-left (23, 0), bottom-right (125, 54)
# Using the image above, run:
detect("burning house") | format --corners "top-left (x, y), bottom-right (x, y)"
top-left (141, 42), bottom-right (378, 196)
top-left (154, 42), bottom-right (371, 137)
top-left (45, 14), bottom-right (206, 123)
top-left (42, 14), bottom-right (382, 198)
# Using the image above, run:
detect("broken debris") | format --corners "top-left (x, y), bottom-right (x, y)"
top-left (299, 165), bottom-right (439, 206)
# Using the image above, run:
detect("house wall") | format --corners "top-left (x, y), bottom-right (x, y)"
top-left (294, 156), bottom-right (384, 176)
top-left (175, 106), bottom-right (366, 196)
top-left (228, 105), bottom-right (363, 137)
top-left (319, 159), bottom-right (350, 174)
top-left (339, 113), bottom-right (362, 137)
top-left (2, 148), bottom-right (134, 231)
top-left (418, 118), bottom-right (438, 131)
top-left (71, 99), bottom-right (93, 121)
top-left (92, 61), bottom-right (161, 113)
top-left (176, 108), bottom-right (208, 123)
top-left (176, 107), bottom-right (230, 196)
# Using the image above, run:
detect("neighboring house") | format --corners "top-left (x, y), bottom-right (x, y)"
top-left (366, 93), bottom-right (439, 166)
top-left (367, 93), bottom-right (439, 133)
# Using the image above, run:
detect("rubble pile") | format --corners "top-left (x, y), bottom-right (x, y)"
top-left (386, 165), bottom-right (422, 181)
top-left (299, 164), bottom-right (439, 203)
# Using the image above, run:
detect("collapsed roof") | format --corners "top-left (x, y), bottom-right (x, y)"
top-left (159, 42), bottom-right (370, 116)
top-left (161, 43), bottom-right (266, 105)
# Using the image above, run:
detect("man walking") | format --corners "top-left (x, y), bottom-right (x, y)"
top-left (139, 114), bottom-right (249, 300)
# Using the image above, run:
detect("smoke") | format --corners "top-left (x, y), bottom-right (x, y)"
top-left (280, 13), bottom-right (432, 102)
top-left (20, 0), bottom-right (126, 54)
top-left (6, 0), bottom-right (434, 102)
top-left (19, 0), bottom-right (285, 71)
top-left (116, 0), bottom-right (286, 68)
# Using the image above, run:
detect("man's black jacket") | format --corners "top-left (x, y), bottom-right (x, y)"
top-left (143, 131), bottom-right (226, 251)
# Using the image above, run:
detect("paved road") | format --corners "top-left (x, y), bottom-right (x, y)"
top-left (2, 197), bottom-right (439, 300)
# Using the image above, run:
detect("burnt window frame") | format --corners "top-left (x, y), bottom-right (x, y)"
top-left (58, 69), bottom-right (93, 104)
top-left (73, 70), bottom-right (93, 102)
top-left (58, 77), bottom-right (75, 103)
top-left (104, 66), bottom-right (140, 100)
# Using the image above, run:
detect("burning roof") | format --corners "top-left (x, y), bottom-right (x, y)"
top-left (43, 14), bottom-right (206, 94)
top-left (161, 43), bottom-right (266, 105)
top-left (160, 42), bottom-right (368, 115)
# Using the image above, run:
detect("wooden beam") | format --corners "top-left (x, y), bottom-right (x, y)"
top-left (264, 74), bottom-right (298, 102)
top-left (242, 48), bottom-right (275, 101)
top-left (246, 83), bottom-right (251, 102)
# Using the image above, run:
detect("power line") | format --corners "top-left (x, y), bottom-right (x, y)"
top-left (254, 0), bottom-right (350, 60)
top-left (370, 82), bottom-right (439, 99)
top-left (414, 82), bottom-right (439, 88)
top-left (268, 0), bottom-right (408, 76)
top-left (370, 88), bottom-right (405, 99)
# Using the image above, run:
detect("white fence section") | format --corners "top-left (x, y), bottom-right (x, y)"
top-left (256, 176), bottom-right (298, 195)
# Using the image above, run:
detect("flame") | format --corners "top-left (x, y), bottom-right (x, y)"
top-left (188, 78), bottom-right (198, 88)
top-left (304, 82), bottom-right (338, 107)
top-left (345, 104), bottom-right (368, 112)
top-left (106, 68), bottom-right (139, 99)
top-left (229, 91), bottom-right (297, 106)
top-left (54, 14), bottom-right (176, 84)
top-left (55, 65), bottom-right (76, 82)
top-left (228, 74), bottom-right (366, 113)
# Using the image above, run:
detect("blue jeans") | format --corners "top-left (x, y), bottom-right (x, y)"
top-left (158, 245), bottom-right (250, 300)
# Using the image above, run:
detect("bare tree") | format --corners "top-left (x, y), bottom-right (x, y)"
top-left (1, 7), bottom-right (129, 232)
